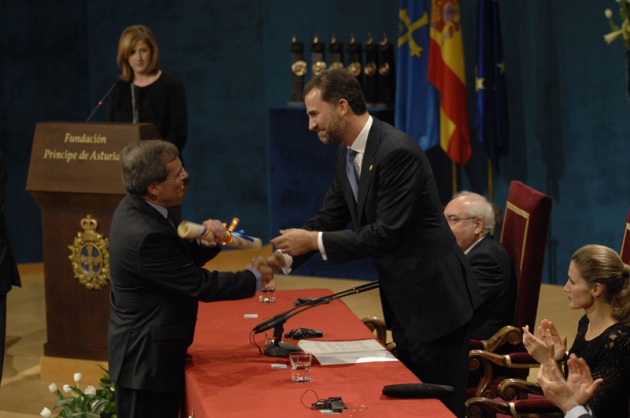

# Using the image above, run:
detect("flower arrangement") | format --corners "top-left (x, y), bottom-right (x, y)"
top-left (40, 366), bottom-right (116, 418)
top-left (604, 0), bottom-right (630, 48)
top-left (604, 1), bottom-right (630, 97)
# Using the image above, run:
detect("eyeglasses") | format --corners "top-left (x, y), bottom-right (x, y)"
top-left (446, 215), bottom-right (476, 224)
top-left (167, 166), bottom-right (186, 181)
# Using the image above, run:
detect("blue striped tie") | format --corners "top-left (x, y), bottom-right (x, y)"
top-left (346, 148), bottom-right (358, 201)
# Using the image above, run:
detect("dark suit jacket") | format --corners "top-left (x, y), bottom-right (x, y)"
top-left (108, 194), bottom-right (256, 393)
top-left (0, 151), bottom-right (21, 380)
top-left (296, 118), bottom-right (481, 343)
top-left (0, 151), bottom-right (21, 296)
top-left (467, 234), bottom-right (516, 340)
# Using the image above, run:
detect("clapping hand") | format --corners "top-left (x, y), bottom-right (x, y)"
top-left (565, 354), bottom-right (603, 406)
top-left (538, 319), bottom-right (567, 362)
top-left (522, 324), bottom-right (555, 364)
top-left (538, 359), bottom-right (579, 414)
top-left (538, 354), bottom-right (602, 414)
top-left (522, 319), bottom-right (567, 363)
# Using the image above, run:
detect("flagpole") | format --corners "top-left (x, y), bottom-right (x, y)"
top-left (488, 158), bottom-right (502, 229)
top-left (452, 161), bottom-right (458, 196)
top-left (487, 158), bottom-right (493, 203)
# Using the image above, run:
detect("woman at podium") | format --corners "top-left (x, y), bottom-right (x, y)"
top-left (107, 24), bottom-right (187, 155)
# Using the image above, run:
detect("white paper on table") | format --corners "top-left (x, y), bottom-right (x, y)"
top-left (297, 339), bottom-right (399, 365)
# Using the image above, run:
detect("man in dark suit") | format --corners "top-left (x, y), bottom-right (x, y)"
top-left (108, 140), bottom-right (271, 418)
top-left (0, 151), bottom-right (21, 383)
top-left (444, 191), bottom-right (516, 340)
top-left (269, 69), bottom-right (481, 417)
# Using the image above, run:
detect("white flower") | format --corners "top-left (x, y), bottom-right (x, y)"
top-left (40, 407), bottom-right (52, 418)
top-left (48, 383), bottom-right (58, 393)
top-left (63, 384), bottom-right (72, 393)
top-left (73, 373), bottom-right (82, 384)
top-left (84, 385), bottom-right (96, 396)
top-left (606, 8), bottom-right (613, 18)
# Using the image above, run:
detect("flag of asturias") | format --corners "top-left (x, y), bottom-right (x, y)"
top-left (428, 0), bottom-right (471, 166)
top-left (395, 0), bottom-right (439, 151)
top-left (475, 0), bottom-right (509, 165)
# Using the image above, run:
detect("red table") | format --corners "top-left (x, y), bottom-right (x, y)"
top-left (184, 289), bottom-right (455, 417)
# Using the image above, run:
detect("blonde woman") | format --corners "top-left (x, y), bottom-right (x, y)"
top-left (107, 24), bottom-right (187, 154)
top-left (522, 244), bottom-right (630, 418)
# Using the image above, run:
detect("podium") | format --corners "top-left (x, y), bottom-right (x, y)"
top-left (26, 122), bottom-right (159, 360)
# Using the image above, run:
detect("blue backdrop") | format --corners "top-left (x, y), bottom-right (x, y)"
top-left (1, 0), bottom-right (628, 285)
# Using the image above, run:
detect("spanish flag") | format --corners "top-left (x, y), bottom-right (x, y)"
top-left (428, 0), bottom-right (471, 166)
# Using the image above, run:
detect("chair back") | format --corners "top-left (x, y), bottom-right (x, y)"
top-left (620, 208), bottom-right (630, 264)
top-left (499, 181), bottom-right (552, 331)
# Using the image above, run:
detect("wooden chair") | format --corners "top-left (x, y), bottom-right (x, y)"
top-left (468, 181), bottom-right (552, 398)
top-left (466, 208), bottom-right (630, 416)
top-left (361, 316), bottom-right (397, 355)
top-left (465, 396), bottom-right (563, 418)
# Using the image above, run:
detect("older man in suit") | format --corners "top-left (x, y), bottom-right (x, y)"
top-left (0, 151), bottom-right (21, 383)
top-left (444, 191), bottom-right (516, 340)
top-left (108, 140), bottom-right (271, 418)
top-left (268, 69), bottom-right (481, 417)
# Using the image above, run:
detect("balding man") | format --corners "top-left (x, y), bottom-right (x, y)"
top-left (444, 191), bottom-right (515, 340)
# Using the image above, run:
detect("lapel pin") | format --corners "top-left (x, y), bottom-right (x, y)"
top-left (369, 165), bottom-right (373, 171)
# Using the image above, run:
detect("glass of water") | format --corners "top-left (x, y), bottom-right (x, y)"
top-left (289, 351), bottom-right (312, 383)
top-left (258, 278), bottom-right (276, 303)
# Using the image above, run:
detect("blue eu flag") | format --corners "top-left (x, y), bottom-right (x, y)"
top-left (395, 0), bottom-right (438, 151)
top-left (475, 0), bottom-right (509, 165)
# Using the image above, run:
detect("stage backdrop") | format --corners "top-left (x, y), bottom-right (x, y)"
top-left (1, 0), bottom-right (629, 284)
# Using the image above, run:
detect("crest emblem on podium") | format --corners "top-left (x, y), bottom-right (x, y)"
top-left (68, 214), bottom-right (110, 290)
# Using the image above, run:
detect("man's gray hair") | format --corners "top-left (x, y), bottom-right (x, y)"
top-left (453, 190), bottom-right (496, 234)
top-left (120, 139), bottom-right (179, 196)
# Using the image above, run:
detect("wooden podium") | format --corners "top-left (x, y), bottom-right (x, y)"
top-left (26, 122), bottom-right (159, 361)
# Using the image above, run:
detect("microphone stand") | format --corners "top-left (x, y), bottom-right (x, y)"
top-left (252, 281), bottom-right (379, 357)
top-left (86, 81), bottom-right (117, 122)
top-left (265, 321), bottom-right (301, 357)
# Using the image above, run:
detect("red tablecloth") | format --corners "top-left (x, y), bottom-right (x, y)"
top-left (184, 288), bottom-right (455, 418)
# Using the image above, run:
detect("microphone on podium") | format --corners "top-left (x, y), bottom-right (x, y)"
top-left (86, 81), bottom-right (118, 122)
top-left (177, 218), bottom-right (262, 250)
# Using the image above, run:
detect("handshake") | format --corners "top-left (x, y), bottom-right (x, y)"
top-left (247, 252), bottom-right (286, 289)
top-left (188, 218), bottom-right (318, 289)
top-left (247, 227), bottom-right (320, 288)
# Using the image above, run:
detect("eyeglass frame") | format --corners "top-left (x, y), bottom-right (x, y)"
top-left (446, 215), bottom-right (478, 224)
top-left (167, 165), bottom-right (187, 181)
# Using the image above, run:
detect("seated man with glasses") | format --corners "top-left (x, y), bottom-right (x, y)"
top-left (444, 191), bottom-right (516, 340)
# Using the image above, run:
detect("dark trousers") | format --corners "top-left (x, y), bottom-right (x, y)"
top-left (115, 384), bottom-right (182, 418)
top-left (393, 321), bottom-right (471, 418)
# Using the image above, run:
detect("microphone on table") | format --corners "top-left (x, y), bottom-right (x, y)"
top-left (382, 383), bottom-right (454, 399)
top-left (86, 80), bottom-right (118, 122)
top-left (177, 218), bottom-right (262, 250)
top-left (251, 281), bottom-right (380, 357)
